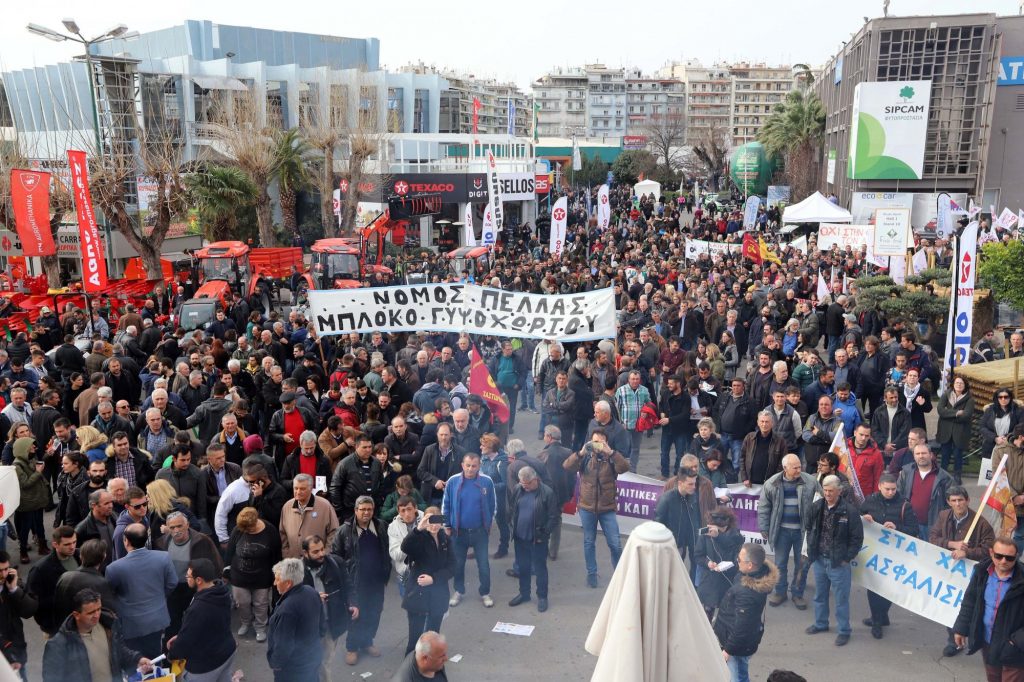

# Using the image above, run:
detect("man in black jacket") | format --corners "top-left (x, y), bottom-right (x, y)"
top-left (713, 543), bottom-right (779, 681)
top-left (655, 469), bottom-right (703, 581)
top-left (27, 525), bottom-right (80, 637)
top-left (303, 534), bottom-right (357, 679)
top-left (331, 496), bottom-right (390, 667)
top-left (73, 490), bottom-right (116, 567)
top-left (156, 449), bottom-right (207, 522)
top-left (953, 535), bottom-right (1024, 680)
top-left (715, 378), bottom-right (755, 474)
top-left (859, 473), bottom-right (919, 639)
top-left (53, 334), bottom-right (86, 382)
top-left (537, 425), bottom-right (574, 561)
top-left (330, 435), bottom-right (382, 523)
top-left (508, 467), bottom-right (560, 612)
top-left (266, 558), bottom-right (324, 682)
top-left (0, 550), bottom-right (37, 676)
top-left (805, 475), bottom-right (864, 646)
top-left (165, 558), bottom-right (236, 680)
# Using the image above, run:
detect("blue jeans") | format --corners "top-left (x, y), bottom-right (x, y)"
top-left (452, 527), bottom-right (491, 596)
top-left (1014, 517), bottom-right (1024, 556)
top-left (827, 335), bottom-right (841, 363)
top-left (773, 527), bottom-right (804, 598)
top-left (514, 537), bottom-right (549, 599)
top-left (578, 508), bottom-right (622, 577)
top-left (812, 558), bottom-right (852, 635)
top-left (660, 430), bottom-right (687, 478)
top-left (521, 372), bottom-right (535, 409)
top-left (494, 491), bottom-right (510, 553)
top-left (939, 441), bottom-right (965, 473)
top-left (720, 434), bottom-right (744, 472)
top-left (727, 654), bottom-right (751, 682)
top-left (627, 430), bottom-right (643, 472)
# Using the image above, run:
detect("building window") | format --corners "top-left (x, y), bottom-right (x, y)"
top-left (413, 88), bottom-right (429, 133)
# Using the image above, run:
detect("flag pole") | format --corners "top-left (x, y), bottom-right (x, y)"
top-left (963, 453), bottom-right (1008, 544)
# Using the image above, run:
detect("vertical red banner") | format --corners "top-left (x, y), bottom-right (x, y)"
top-left (66, 150), bottom-right (109, 292)
top-left (9, 170), bottom-right (56, 256)
top-left (469, 345), bottom-right (510, 424)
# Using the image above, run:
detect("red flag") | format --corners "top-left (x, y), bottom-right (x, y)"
top-left (66, 150), bottom-right (109, 293)
top-left (10, 170), bottom-right (56, 257)
top-left (472, 97), bottom-right (481, 134)
top-left (469, 345), bottom-right (510, 424)
top-left (742, 232), bottom-right (762, 264)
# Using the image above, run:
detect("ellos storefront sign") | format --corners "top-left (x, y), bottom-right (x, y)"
top-left (466, 172), bottom-right (536, 201)
top-left (341, 172), bottom-right (539, 203)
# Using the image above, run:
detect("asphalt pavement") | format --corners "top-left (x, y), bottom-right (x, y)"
top-left (20, 406), bottom-right (985, 682)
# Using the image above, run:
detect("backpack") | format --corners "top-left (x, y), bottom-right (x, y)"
top-left (635, 401), bottom-right (659, 433)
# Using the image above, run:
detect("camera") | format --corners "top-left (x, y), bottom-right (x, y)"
top-left (428, 514), bottom-right (447, 525)
top-left (698, 527), bottom-right (711, 536)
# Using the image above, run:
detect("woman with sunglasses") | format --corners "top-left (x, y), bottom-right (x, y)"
top-left (980, 388), bottom-right (1023, 459)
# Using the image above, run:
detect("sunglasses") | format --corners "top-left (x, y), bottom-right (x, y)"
top-left (129, 501), bottom-right (148, 510)
top-left (993, 552), bottom-right (1018, 562)
top-left (999, 396), bottom-right (1012, 400)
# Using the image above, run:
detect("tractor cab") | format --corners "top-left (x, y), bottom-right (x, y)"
top-left (192, 241), bottom-right (252, 300)
top-left (445, 246), bottom-right (492, 281)
top-left (309, 239), bottom-right (363, 290)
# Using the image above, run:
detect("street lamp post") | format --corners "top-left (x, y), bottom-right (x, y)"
top-left (26, 19), bottom-right (138, 278)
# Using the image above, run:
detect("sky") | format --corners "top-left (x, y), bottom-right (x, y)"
top-left (1, 0), bottom-right (1020, 90)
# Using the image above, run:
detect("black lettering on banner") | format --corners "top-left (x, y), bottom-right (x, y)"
top-left (547, 317), bottom-right (563, 335)
top-left (394, 289), bottom-right (408, 305)
top-left (474, 311), bottom-right (486, 327)
top-left (564, 317), bottom-right (580, 335)
top-left (405, 310), bottom-right (418, 325)
top-left (460, 309), bottom-right (473, 326)
top-left (317, 315), bottom-right (338, 332)
top-left (480, 290), bottom-right (499, 310)
top-left (490, 313), bottom-right (509, 329)
top-left (372, 291), bottom-right (391, 305)
top-left (450, 285), bottom-right (464, 304)
top-left (375, 311), bottom-right (387, 326)
top-left (388, 309), bottom-right (404, 326)
top-left (570, 297), bottom-right (585, 316)
top-left (411, 287), bottom-right (430, 304)
top-left (528, 318), bottom-right (546, 333)
top-left (551, 300), bottom-right (565, 316)
top-left (357, 312), bottom-right (373, 327)
top-left (434, 286), bottom-right (447, 303)
top-left (516, 297), bottom-right (533, 314)
top-left (585, 314), bottom-right (599, 332)
top-left (430, 309), bottom-right (444, 325)
top-left (511, 316), bottom-right (527, 329)
top-left (499, 293), bottom-right (514, 313)
top-left (534, 298), bottom-right (549, 315)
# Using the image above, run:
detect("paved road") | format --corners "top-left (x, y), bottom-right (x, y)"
top-left (20, 407), bottom-right (985, 681)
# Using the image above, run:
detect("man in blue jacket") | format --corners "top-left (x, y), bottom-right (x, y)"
top-left (105, 523), bottom-right (178, 657)
top-left (442, 452), bottom-right (496, 609)
top-left (267, 557), bottom-right (325, 682)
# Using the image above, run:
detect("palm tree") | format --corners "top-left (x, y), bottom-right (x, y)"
top-left (792, 64), bottom-right (816, 91)
top-left (273, 128), bottom-right (312, 236)
top-left (185, 165), bottom-right (258, 242)
top-left (759, 89), bottom-right (826, 201)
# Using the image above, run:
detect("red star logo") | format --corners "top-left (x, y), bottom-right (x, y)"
top-left (960, 252), bottom-right (972, 283)
top-left (600, 195), bottom-right (608, 204)
top-left (553, 207), bottom-right (566, 221)
top-left (394, 181), bottom-right (409, 196)
top-left (339, 179), bottom-right (349, 192)
top-left (1, 237), bottom-right (10, 252)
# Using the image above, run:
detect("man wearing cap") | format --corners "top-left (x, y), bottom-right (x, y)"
top-left (268, 392), bottom-right (317, 470)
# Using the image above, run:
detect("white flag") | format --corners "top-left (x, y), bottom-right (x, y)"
top-left (968, 199), bottom-right (981, 219)
top-left (998, 207), bottom-right (1018, 230)
top-left (816, 269), bottom-right (829, 300)
top-left (890, 254), bottom-right (906, 285)
top-left (463, 203), bottom-right (476, 247)
top-left (550, 196), bottom-right (568, 258)
top-left (572, 137), bottom-right (582, 171)
top-left (911, 248), bottom-right (928, 274)
top-left (597, 184), bottom-right (610, 231)
top-left (486, 150), bottom-right (504, 232)
top-left (481, 204), bottom-right (496, 246)
top-left (790, 235), bottom-right (808, 254)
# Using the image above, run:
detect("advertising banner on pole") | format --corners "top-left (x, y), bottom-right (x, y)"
top-left (481, 204), bottom-right (496, 246)
top-left (597, 184), bottom-right (610, 230)
top-left (463, 203), bottom-right (476, 247)
top-left (550, 196), bottom-right (567, 258)
top-left (485, 151), bottom-right (504, 231)
top-left (307, 284), bottom-right (616, 341)
top-left (872, 208), bottom-right (912, 256)
top-left (848, 80), bottom-right (932, 180)
top-left (854, 520), bottom-right (974, 627)
top-left (941, 221), bottom-right (979, 395)
top-left (743, 195), bottom-right (761, 230)
top-left (9, 170), bottom-right (56, 257)
top-left (66, 150), bottom-right (109, 293)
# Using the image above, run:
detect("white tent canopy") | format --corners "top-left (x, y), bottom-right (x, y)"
top-left (782, 191), bottom-right (852, 224)
top-left (633, 179), bottom-right (661, 201)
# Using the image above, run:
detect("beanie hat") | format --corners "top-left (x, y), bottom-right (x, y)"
top-left (13, 437), bottom-right (34, 461)
top-left (243, 434), bottom-right (264, 455)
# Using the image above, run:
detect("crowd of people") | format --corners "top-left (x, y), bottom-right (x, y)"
top-left (0, 182), bottom-right (1018, 682)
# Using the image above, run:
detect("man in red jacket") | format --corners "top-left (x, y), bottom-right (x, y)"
top-left (847, 423), bottom-right (884, 497)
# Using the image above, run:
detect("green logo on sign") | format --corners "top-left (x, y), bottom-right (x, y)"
top-left (899, 86), bottom-right (914, 101)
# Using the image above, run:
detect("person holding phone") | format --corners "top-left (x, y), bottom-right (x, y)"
top-left (399, 506), bottom-right (455, 654)
top-left (0, 550), bottom-right (37, 677)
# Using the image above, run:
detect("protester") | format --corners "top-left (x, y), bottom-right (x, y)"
top-left (714, 543), bottom-right (779, 682)
top-left (442, 452), bottom-right (496, 609)
top-left (400, 505), bottom-right (455, 653)
top-left (267, 557), bottom-right (325, 682)
top-left (166, 558), bottom-right (237, 682)
top-left (225, 506), bottom-right (281, 643)
top-left (694, 506), bottom-right (744, 621)
top-left (302, 534), bottom-right (357, 682)
top-left (508, 466), bottom-right (559, 612)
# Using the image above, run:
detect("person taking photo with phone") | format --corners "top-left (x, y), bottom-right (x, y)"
top-left (399, 506), bottom-right (454, 655)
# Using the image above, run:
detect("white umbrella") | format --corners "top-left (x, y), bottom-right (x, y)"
top-left (585, 521), bottom-right (729, 682)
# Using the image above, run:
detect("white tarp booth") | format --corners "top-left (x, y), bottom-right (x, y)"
top-left (633, 179), bottom-right (661, 201)
top-left (781, 191), bottom-right (853, 226)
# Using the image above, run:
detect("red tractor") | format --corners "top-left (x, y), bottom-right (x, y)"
top-left (294, 213), bottom-right (400, 301)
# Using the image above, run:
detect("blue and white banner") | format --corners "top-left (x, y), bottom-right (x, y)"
top-left (481, 204), bottom-right (496, 246)
top-left (854, 520), bottom-right (975, 627)
top-left (743, 195), bottom-right (761, 230)
top-left (941, 221), bottom-right (979, 395)
top-left (507, 98), bottom-right (515, 136)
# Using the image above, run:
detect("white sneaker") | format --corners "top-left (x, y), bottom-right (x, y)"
top-left (255, 631), bottom-right (267, 643)
top-left (449, 592), bottom-right (463, 607)
top-left (482, 594), bottom-right (494, 608)
top-left (237, 624), bottom-right (250, 636)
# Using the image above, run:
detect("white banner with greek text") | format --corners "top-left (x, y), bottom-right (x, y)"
top-left (853, 520), bottom-right (975, 627)
top-left (308, 284), bottom-right (617, 341)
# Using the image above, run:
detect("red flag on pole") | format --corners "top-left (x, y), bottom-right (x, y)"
top-left (66, 150), bottom-right (109, 293)
top-left (472, 97), bottom-right (481, 134)
top-left (9, 170), bottom-right (56, 256)
top-left (742, 232), bottom-right (762, 265)
top-left (469, 345), bottom-right (510, 424)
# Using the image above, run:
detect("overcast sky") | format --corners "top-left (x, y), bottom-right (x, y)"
top-left (1, 0), bottom-right (1020, 89)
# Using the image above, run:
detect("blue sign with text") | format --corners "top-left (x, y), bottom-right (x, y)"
top-left (998, 56), bottom-right (1024, 86)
